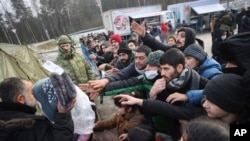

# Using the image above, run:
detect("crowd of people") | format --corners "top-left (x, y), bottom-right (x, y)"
top-left (0, 7), bottom-right (250, 141)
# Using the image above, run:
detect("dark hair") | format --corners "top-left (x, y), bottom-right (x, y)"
top-left (95, 44), bottom-right (100, 49)
top-left (86, 39), bottom-right (91, 46)
top-left (100, 42), bottom-right (110, 48)
top-left (136, 45), bottom-right (151, 56)
top-left (104, 64), bottom-right (113, 71)
top-left (160, 48), bottom-right (185, 68)
top-left (0, 77), bottom-right (28, 102)
top-left (177, 27), bottom-right (196, 47)
top-left (127, 39), bottom-right (138, 46)
top-left (183, 116), bottom-right (229, 141)
top-left (114, 91), bottom-right (142, 112)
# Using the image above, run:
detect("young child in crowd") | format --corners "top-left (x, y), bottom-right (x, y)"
top-left (166, 35), bottom-right (176, 46)
top-left (93, 92), bottom-right (146, 141)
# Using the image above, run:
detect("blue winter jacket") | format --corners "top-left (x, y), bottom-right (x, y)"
top-left (187, 57), bottom-right (222, 105)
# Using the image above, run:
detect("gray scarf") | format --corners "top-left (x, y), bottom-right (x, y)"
top-left (167, 67), bottom-right (190, 90)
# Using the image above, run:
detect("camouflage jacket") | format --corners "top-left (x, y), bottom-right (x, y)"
top-left (55, 47), bottom-right (95, 85)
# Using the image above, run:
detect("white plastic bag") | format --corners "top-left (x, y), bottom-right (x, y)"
top-left (71, 86), bottom-right (95, 135)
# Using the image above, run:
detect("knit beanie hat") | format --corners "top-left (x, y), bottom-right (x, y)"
top-left (147, 50), bottom-right (164, 66)
top-left (184, 44), bottom-right (207, 64)
top-left (110, 34), bottom-right (122, 43)
top-left (57, 35), bottom-right (72, 45)
top-left (117, 42), bottom-right (132, 55)
top-left (203, 74), bottom-right (248, 114)
top-left (32, 72), bottom-right (77, 121)
top-left (177, 27), bottom-right (196, 48)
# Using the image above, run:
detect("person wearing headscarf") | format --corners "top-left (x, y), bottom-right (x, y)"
top-left (32, 72), bottom-right (95, 141)
top-left (0, 77), bottom-right (75, 141)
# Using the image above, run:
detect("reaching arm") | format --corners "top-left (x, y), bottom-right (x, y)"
top-left (104, 76), bottom-right (144, 96)
top-left (141, 99), bottom-right (206, 120)
top-left (114, 94), bottom-right (206, 120)
top-left (131, 21), bottom-right (172, 52)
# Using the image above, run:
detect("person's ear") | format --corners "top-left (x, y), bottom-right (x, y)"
top-left (177, 64), bottom-right (184, 73)
top-left (16, 94), bottom-right (25, 104)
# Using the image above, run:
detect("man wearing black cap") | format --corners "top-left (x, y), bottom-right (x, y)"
top-left (202, 73), bottom-right (250, 125)
top-left (115, 43), bottom-right (134, 70)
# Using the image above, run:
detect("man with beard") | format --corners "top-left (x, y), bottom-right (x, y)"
top-left (0, 77), bottom-right (75, 141)
top-left (131, 21), bottom-right (203, 52)
top-left (114, 48), bottom-right (208, 141)
top-left (115, 43), bottom-right (134, 70)
top-left (82, 46), bottom-right (151, 100)
top-left (150, 24), bottom-right (161, 37)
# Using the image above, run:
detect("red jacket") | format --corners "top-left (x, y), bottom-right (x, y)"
top-left (161, 23), bottom-right (169, 36)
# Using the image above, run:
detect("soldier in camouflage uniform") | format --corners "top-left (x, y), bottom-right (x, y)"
top-left (55, 35), bottom-right (95, 85)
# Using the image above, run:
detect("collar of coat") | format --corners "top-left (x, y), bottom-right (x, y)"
top-left (0, 102), bottom-right (36, 115)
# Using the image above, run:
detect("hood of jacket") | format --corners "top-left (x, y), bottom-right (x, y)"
top-left (220, 32), bottom-right (250, 74)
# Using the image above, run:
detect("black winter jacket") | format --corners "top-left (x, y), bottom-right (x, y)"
top-left (141, 99), bottom-right (206, 120)
top-left (0, 102), bottom-right (74, 141)
top-left (142, 28), bottom-right (199, 52)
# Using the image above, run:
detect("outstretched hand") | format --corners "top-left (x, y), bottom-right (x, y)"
top-left (114, 94), bottom-right (143, 106)
top-left (166, 92), bottom-right (188, 104)
top-left (131, 21), bottom-right (146, 38)
top-left (89, 92), bottom-right (100, 100)
top-left (106, 68), bottom-right (119, 75)
top-left (78, 83), bottom-right (101, 100)
top-left (89, 79), bottom-right (108, 90)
